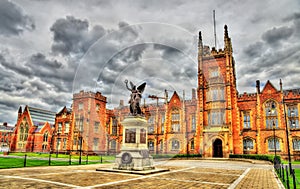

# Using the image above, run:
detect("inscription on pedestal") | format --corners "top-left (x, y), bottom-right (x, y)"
top-left (125, 128), bottom-right (136, 143)
top-left (140, 128), bottom-right (146, 143)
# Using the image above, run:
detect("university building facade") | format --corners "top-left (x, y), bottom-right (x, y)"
top-left (7, 25), bottom-right (300, 159)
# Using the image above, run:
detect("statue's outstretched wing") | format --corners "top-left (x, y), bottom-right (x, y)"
top-left (130, 81), bottom-right (135, 89)
top-left (137, 82), bottom-right (146, 94)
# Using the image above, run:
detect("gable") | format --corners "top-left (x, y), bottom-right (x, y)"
top-left (261, 80), bottom-right (278, 94)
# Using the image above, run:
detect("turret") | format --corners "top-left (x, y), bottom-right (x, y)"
top-left (224, 25), bottom-right (232, 54)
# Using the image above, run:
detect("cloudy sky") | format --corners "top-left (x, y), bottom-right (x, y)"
top-left (0, 0), bottom-right (299, 125)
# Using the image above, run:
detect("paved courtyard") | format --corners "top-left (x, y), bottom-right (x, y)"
top-left (0, 159), bottom-right (283, 189)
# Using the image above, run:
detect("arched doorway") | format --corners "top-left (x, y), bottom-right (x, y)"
top-left (213, 138), bottom-right (223, 157)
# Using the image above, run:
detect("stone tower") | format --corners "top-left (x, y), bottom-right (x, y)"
top-left (197, 25), bottom-right (239, 157)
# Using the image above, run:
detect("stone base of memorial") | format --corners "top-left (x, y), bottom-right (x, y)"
top-left (113, 116), bottom-right (154, 171)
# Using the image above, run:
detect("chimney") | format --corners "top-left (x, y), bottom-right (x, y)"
top-left (192, 88), bottom-right (196, 99)
top-left (119, 100), bottom-right (124, 107)
top-left (256, 80), bottom-right (260, 94)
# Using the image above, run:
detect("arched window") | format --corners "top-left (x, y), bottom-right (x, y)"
top-left (268, 138), bottom-right (280, 151)
top-left (265, 100), bottom-right (278, 129)
top-left (171, 139), bottom-right (180, 150)
top-left (243, 138), bottom-right (254, 150)
top-left (24, 124), bottom-right (29, 140)
top-left (292, 138), bottom-right (300, 150)
top-left (43, 132), bottom-right (48, 142)
top-left (19, 126), bottom-right (24, 141)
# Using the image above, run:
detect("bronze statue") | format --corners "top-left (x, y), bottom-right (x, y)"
top-left (124, 80), bottom-right (146, 115)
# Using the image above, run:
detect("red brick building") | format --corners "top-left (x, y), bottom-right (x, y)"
top-left (106, 25), bottom-right (300, 160)
top-left (52, 106), bottom-right (74, 154)
top-left (0, 122), bottom-right (14, 152)
top-left (7, 25), bottom-right (300, 159)
top-left (10, 106), bottom-right (55, 152)
top-left (72, 90), bottom-right (108, 154)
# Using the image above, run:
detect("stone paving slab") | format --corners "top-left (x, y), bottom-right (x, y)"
top-left (234, 168), bottom-right (281, 189)
top-left (0, 160), bottom-right (282, 189)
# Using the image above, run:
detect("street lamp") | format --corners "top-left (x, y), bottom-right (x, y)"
top-left (273, 121), bottom-right (277, 160)
top-left (283, 98), bottom-right (293, 173)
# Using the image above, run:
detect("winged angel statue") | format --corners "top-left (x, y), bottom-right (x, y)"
top-left (124, 80), bottom-right (146, 115)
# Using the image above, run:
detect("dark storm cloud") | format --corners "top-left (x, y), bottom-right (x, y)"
top-left (243, 42), bottom-right (264, 58)
top-left (0, 53), bottom-right (32, 76)
top-left (50, 16), bottom-right (106, 56)
top-left (261, 26), bottom-right (294, 45)
top-left (0, 0), bottom-right (35, 36)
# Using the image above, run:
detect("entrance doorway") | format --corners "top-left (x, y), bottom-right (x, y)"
top-left (213, 139), bottom-right (223, 157)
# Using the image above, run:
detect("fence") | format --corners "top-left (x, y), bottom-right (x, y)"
top-left (274, 161), bottom-right (299, 189)
top-left (0, 153), bottom-right (112, 169)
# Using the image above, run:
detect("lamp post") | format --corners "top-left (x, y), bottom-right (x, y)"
top-left (283, 98), bottom-right (292, 173)
top-left (79, 133), bottom-right (83, 165)
top-left (56, 133), bottom-right (60, 158)
top-left (273, 121), bottom-right (277, 160)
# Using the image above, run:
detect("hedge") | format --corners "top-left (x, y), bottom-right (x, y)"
top-left (229, 154), bottom-right (281, 163)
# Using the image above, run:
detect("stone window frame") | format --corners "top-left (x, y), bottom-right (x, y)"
top-left (292, 137), bottom-right (300, 151)
top-left (287, 104), bottom-right (299, 129)
top-left (264, 100), bottom-right (279, 129)
top-left (243, 111), bottom-right (251, 129)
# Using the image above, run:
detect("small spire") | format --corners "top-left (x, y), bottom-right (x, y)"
top-left (280, 79), bottom-right (283, 92)
top-left (224, 25), bottom-right (228, 39)
top-left (199, 31), bottom-right (202, 41)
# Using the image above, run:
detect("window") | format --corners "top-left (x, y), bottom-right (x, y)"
top-left (148, 125), bottom-right (154, 134)
top-left (96, 103), bottom-right (100, 111)
top-left (161, 114), bottom-right (165, 123)
top-left (191, 139), bottom-right (194, 150)
top-left (94, 122), bottom-right (99, 132)
top-left (243, 111), bottom-right (251, 129)
top-left (24, 124), bottom-right (29, 140)
top-left (268, 138), bottom-right (280, 151)
top-left (288, 105), bottom-right (299, 129)
top-left (191, 115), bottom-right (196, 131)
top-left (42, 144), bottom-right (47, 150)
top-left (210, 68), bottom-right (219, 78)
top-left (172, 139), bottom-right (180, 150)
top-left (209, 87), bottom-right (225, 101)
top-left (43, 132), bottom-right (48, 142)
top-left (208, 110), bottom-right (225, 126)
top-left (172, 112), bottom-right (180, 121)
top-left (65, 122), bottom-right (70, 133)
top-left (171, 110), bottom-right (180, 132)
top-left (78, 103), bottom-right (83, 110)
top-left (161, 124), bottom-right (164, 134)
top-left (93, 138), bottom-right (99, 151)
top-left (243, 139), bottom-right (254, 150)
top-left (111, 140), bottom-right (116, 150)
top-left (57, 138), bottom-right (61, 150)
top-left (172, 123), bottom-right (180, 132)
top-left (63, 138), bottom-right (67, 150)
top-left (148, 141), bottom-right (154, 151)
top-left (292, 138), bottom-right (300, 150)
top-left (112, 117), bottom-right (118, 135)
top-left (58, 123), bottom-right (62, 133)
top-left (265, 100), bottom-right (278, 129)
top-left (79, 116), bottom-right (84, 132)
top-left (19, 126), bottom-right (24, 141)
top-left (148, 116), bottom-right (155, 124)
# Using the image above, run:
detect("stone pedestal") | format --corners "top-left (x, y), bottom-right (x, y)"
top-left (113, 116), bottom-right (154, 171)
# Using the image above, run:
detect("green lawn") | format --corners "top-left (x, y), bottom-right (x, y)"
top-left (276, 168), bottom-right (300, 189)
top-left (0, 153), bottom-right (114, 169)
top-left (6, 152), bottom-right (115, 161)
